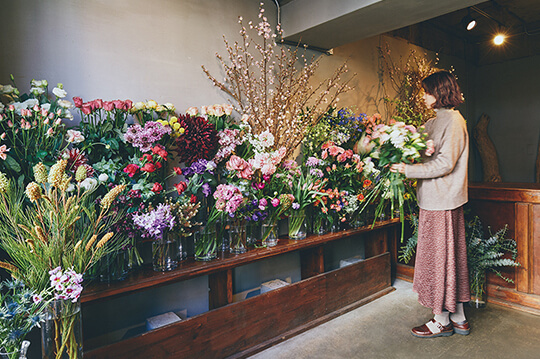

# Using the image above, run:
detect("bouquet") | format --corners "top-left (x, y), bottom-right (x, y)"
top-left (361, 120), bottom-right (428, 236)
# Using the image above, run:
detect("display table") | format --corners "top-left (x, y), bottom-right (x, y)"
top-left (83, 219), bottom-right (399, 359)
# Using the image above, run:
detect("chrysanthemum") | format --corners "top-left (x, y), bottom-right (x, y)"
top-left (174, 114), bottom-right (219, 165)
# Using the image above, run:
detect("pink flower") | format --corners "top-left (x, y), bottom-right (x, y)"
top-left (73, 97), bottom-right (83, 108)
top-left (81, 103), bottom-right (92, 115)
top-left (103, 101), bottom-right (115, 111)
top-left (227, 155), bottom-right (249, 171)
top-left (124, 100), bottom-right (133, 110)
top-left (174, 181), bottom-right (187, 195)
top-left (186, 107), bottom-right (198, 116)
top-left (261, 163), bottom-right (276, 176)
top-left (123, 163), bottom-right (140, 177)
top-left (113, 100), bottom-right (124, 109)
top-left (271, 198), bottom-right (280, 207)
top-left (173, 167), bottom-right (183, 175)
top-left (425, 140), bottom-right (435, 156)
top-left (328, 145), bottom-right (344, 157)
top-left (142, 163), bottom-right (156, 173)
top-left (66, 129), bottom-right (85, 144)
top-left (0, 145), bottom-right (11, 160)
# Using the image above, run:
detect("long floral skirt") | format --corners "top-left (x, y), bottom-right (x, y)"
top-left (413, 206), bottom-right (470, 314)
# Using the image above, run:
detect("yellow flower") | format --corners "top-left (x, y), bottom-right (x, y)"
top-left (33, 163), bottom-right (48, 183)
top-left (75, 165), bottom-right (87, 182)
top-left (172, 123), bottom-right (181, 131)
top-left (178, 127), bottom-right (185, 134)
top-left (403, 193), bottom-right (411, 200)
top-left (48, 159), bottom-right (67, 188)
top-left (170, 116), bottom-right (178, 124)
top-left (157, 120), bottom-right (169, 126)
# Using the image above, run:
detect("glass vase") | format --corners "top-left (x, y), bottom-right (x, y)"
top-left (99, 249), bottom-right (129, 282)
top-left (288, 209), bottom-right (307, 240)
top-left (152, 232), bottom-right (178, 272)
top-left (195, 224), bottom-right (217, 261)
top-left (229, 220), bottom-right (247, 254)
top-left (261, 219), bottom-right (279, 247)
top-left (469, 270), bottom-right (487, 308)
top-left (41, 299), bottom-right (83, 359)
top-left (0, 340), bottom-right (30, 359)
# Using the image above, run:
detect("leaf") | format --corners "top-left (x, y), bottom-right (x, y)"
top-left (37, 150), bottom-right (48, 160)
top-left (4, 155), bottom-right (21, 173)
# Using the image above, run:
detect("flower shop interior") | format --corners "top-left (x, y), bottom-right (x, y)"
top-left (1, 0), bottom-right (540, 358)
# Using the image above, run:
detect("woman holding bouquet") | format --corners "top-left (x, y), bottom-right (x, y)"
top-left (391, 70), bottom-right (470, 338)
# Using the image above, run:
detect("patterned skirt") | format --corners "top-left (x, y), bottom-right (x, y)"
top-left (412, 206), bottom-right (470, 314)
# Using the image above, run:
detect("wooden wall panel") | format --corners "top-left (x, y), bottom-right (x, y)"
top-left (533, 204), bottom-right (540, 295)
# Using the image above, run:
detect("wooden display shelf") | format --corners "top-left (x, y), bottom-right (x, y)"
top-left (83, 219), bottom-right (399, 358)
top-left (82, 218), bottom-right (399, 304)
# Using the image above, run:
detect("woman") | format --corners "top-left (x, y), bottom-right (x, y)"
top-left (391, 70), bottom-right (470, 338)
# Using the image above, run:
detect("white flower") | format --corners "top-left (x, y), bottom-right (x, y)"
top-left (0, 84), bottom-right (17, 94)
top-left (22, 98), bottom-right (39, 109)
top-left (258, 129), bottom-right (274, 148)
top-left (63, 111), bottom-right (74, 121)
top-left (30, 87), bottom-right (46, 96)
top-left (66, 129), bottom-right (85, 143)
top-left (66, 183), bottom-right (76, 192)
top-left (41, 103), bottom-right (51, 111)
top-left (52, 87), bottom-right (67, 98)
top-left (98, 173), bottom-right (109, 182)
top-left (80, 178), bottom-right (98, 192)
top-left (0, 103), bottom-right (4, 112)
top-left (31, 79), bottom-right (47, 88)
top-left (57, 99), bottom-right (73, 109)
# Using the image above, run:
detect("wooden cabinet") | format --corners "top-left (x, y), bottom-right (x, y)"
top-left (82, 220), bottom-right (399, 359)
top-left (468, 182), bottom-right (540, 314)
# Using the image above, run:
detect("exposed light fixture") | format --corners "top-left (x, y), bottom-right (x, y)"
top-left (493, 33), bottom-right (505, 45)
top-left (462, 9), bottom-right (477, 31)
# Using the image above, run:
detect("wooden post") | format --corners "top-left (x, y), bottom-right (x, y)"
top-left (473, 113), bottom-right (502, 182)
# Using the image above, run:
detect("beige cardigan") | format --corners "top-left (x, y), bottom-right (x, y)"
top-left (404, 108), bottom-right (469, 211)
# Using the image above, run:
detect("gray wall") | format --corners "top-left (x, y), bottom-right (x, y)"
top-left (473, 55), bottom-right (540, 183)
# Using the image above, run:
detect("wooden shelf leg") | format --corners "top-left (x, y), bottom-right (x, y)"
top-left (209, 269), bottom-right (233, 310)
top-left (300, 246), bottom-right (324, 280)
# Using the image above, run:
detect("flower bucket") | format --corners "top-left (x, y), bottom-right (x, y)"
top-left (0, 340), bottom-right (30, 359)
top-left (41, 300), bottom-right (83, 359)
top-left (288, 209), bottom-right (307, 240)
top-left (152, 232), bottom-right (179, 272)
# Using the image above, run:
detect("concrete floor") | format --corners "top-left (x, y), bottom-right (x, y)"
top-left (249, 280), bottom-right (540, 359)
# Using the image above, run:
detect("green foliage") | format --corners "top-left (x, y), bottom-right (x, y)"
top-left (399, 213), bottom-right (418, 264)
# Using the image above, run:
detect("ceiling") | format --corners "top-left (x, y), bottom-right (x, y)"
top-left (275, 0), bottom-right (540, 65)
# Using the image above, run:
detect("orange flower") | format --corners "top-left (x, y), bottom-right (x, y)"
top-left (363, 179), bottom-right (372, 188)
top-left (357, 193), bottom-right (365, 201)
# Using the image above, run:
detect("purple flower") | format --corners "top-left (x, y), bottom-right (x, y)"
top-left (202, 183), bottom-right (212, 197)
top-left (133, 204), bottom-right (176, 239)
top-left (292, 202), bottom-right (300, 210)
top-left (306, 156), bottom-right (321, 167)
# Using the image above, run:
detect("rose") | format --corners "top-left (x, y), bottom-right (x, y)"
top-left (186, 107), bottom-right (198, 116)
top-left (73, 97), bottom-right (83, 108)
top-left (425, 139), bottom-right (435, 156)
top-left (173, 167), bottom-right (182, 175)
top-left (103, 101), bottom-right (115, 111)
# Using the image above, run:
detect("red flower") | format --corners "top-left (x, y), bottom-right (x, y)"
top-left (357, 193), bottom-right (365, 202)
top-left (151, 144), bottom-right (168, 160)
top-left (140, 153), bottom-right (153, 162)
top-left (174, 181), bottom-right (187, 195)
top-left (190, 194), bottom-right (197, 204)
top-left (103, 101), bottom-right (115, 111)
top-left (81, 103), bottom-right (92, 115)
top-left (141, 163), bottom-right (156, 173)
top-left (154, 161), bottom-right (162, 170)
top-left (123, 100), bottom-right (133, 110)
top-left (173, 167), bottom-right (182, 175)
top-left (173, 114), bottom-right (219, 165)
top-left (151, 182), bottom-right (163, 193)
top-left (123, 163), bottom-right (140, 177)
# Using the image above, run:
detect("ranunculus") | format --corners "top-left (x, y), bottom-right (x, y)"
top-left (151, 182), bottom-right (163, 193)
top-left (190, 194), bottom-right (197, 204)
top-left (226, 155), bottom-right (249, 172)
top-left (98, 173), bottom-right (109, 182)
top-left (174, 181), bottom-right (187, 195)
top-left (142, 163), bottom-right (156, 173)
top-left (140, 153), bottom-right (153, 162)
top-left (173, 167), bottom-right (182, 175)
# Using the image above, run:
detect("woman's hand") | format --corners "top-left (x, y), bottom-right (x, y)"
top-left (390, 163), bottom-right (406, 174)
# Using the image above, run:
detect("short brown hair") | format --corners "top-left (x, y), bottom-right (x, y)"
top-left (421, 71), bottom-right (463, 109)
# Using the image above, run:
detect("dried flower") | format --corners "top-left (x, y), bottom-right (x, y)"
top-left (100, 184), bottom-right (126, 208)
top-left (75, 165), bottom-right (87, 182)
top-left (0, 172), bottom-right (9, 193)
top-left (85, 234), bottom-right (98, 251)
top-left (96, 232), bottom-right (114, 248)
top-left (33, 162), bottom-right (48, 183)
top-left (35, 225), bottom-right (48, 244)
top-left (48, 159), bottom-right (67, 188)
top-left (25, 182), bottom-right (42, 201)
